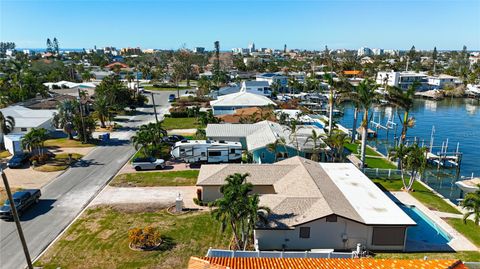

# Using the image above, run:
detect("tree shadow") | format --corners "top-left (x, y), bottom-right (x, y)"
top-left (158, 235), bottom-right (176, 251)
top-left (70, 159), bottom-right (103, 168)
top-left (18, 199), bottom-right (56, 221)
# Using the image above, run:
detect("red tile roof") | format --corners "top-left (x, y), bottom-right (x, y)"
top-left (105, 62), bottom-right (129, 69)
top-left (189, 257), bottom-right (468, 269)
top-left (343, 70), bottom-right (363, 76)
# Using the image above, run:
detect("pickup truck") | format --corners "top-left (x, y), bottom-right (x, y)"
top-left (0, 189), bottom-right (41, 220)
top-left (131, 157), bottom-right (165, 171)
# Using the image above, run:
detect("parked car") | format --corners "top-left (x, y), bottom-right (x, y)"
top-left (131, 157), bottom-right (165, 171)
top-left (7, 152), bottom-right (31, 169)
top-left (0, 189), bottom-right (41, 220)
top-left (168, 94), bottom-right (176, 102)
top-left (162, 135), bottom-right (187, 145)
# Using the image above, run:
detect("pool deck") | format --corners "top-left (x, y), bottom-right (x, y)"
top-left (391, 191), bottom-right (478, 252)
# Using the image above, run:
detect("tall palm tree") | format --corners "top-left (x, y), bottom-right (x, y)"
top-left (94, 95), bottom-right (109, 128)
top-left (286, 119), bottom-right (302, 156)
top-left (461, 186), bottom-right (480, 225)
top-left (323, 74), bottom-right (349, 135)
top-left (304, 129), bottom-right (326, 162)
top-left (53, 99), bottom-right (79, 139)
top-left (240, 194), bottom-right (270, 250)
top-left (401, 144), bottom-right (427, 191)
top-left (0, 111), bottom-right (15, 149)
top-left (341, 79), bottom-right (379, 168)
top-left (131, 130), bottom-right (152, 156)
top-left (386, 82), bottom-right (419, 146)
top-left (325, 130), bottom-right (348, 162)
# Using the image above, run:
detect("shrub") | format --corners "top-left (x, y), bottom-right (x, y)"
top-left (128, 226), bottom-right (162, 249)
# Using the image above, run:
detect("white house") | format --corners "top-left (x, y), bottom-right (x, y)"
top-left (210, 92), bottom-right (276, 115)
top-left (427, 74), bottom-right (461, 89)
top-left (197, 156), bottom-right (416, 251)
top-left (376, 71), bottom-right (428, 90)
top-left (0, 105), bottom-right (57, 134)
top-left (256, 73), bottom-right (288, 89)
top-left (240, 80), bottom-right (271, 97)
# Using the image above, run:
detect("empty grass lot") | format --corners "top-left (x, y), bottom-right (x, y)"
top-left (373, 179), bottom-right (460, 214)
top-left (34, 153), bottom-right (83, 172)
top-left (162, 117), bottom-right (201, 130)
top-left (110, 170), bottom-right (199, 187)
top-left (34, 206), bottom-right (230, 269)
top-left (44, 138), bottom-right (97, 148)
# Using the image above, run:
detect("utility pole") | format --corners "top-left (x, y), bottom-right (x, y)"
top-left (1, 170), bottom-right (33, 269)
top-left (77, 88), bottom-right (87, 143)
top-left (150, 92), bottom-right (159, 124)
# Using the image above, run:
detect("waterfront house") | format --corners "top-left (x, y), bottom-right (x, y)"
top-left (240, 80), bottom-right (272, 97)
top-left (196, 156), bottom-right (416, 251)
top-left (427, 74), bottom-right (461, 89)
top-left (210, 92), bottom-right (276, 115)
top-left (375, 71), bottom-right (428, 91)
top-left (206, 120), bottom-right (327, 163)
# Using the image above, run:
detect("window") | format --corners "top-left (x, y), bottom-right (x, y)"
top-left (201, 152), bottom-right (206, 157)
top-left (276, 152), bottom-right (288, 159)
top-left (372, 227), bottom-right (405, 246)
top-left (299, 227), bottom-right (310, 238)
top-left (326, 215), bottom-right (337, 222)
top-left (208, 151), bottom-right (221, 157)
top-left (230, 149), bottom-right (235, 154)
top-left (21, 128), bottom-right (28, 132)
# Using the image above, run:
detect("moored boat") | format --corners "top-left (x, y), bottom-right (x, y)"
top-left (455, 177), bottom-right (480, 194)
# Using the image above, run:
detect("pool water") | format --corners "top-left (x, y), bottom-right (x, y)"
top-left (399, 204), bottom-right (452, 249)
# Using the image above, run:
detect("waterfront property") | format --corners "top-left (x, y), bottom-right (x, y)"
top-left (197, 156), bottom-right (416, 251)
top-left (240, 80), bottom-right (272, 97)
top-left (210, 91), bottom-right (276, 115)
top-left (206, 120), bottom-right (327, 163)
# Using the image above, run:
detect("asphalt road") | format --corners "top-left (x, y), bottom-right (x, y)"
top-left (0, 90), bottom-right (186, 269)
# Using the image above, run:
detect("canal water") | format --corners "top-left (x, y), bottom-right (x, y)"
top-left (336, 98), bottom-right (480, 202)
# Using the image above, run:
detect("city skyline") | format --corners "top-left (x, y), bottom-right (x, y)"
top-left (1, 0), bottom-right (479, 51)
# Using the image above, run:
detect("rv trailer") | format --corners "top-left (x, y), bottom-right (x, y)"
top-left (171, 140), bottom-right (243, 163)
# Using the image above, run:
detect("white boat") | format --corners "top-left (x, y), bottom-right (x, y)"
top-left (455, 177), bottom-right (480, 194)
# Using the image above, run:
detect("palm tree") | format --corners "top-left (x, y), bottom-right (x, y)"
top-left (0, 111), bottom-right (15, 149)
top-left (323, 74), bottom-right (349, 135)
top-left (325, 130), bottom-right (348, 162)
top-left (386, 82), bottom-right (419, 146)
top-left (401, 144), bottom-right (427, 191)
top-left (461, 186), bottom-right (480, 225)
top-left (341, 79), bottom-right (379, 168)
top-left (53, 99), bottom-right (79, 139)
top-left (131, 130), bottom-right (153, 156)
top-left (286, 119), bottom-right (302, 156)
top-left (94, 95), bottom-right (109, 128)
top-left (304, 129), bottom-right (326, 162)
top-left (266, 137), bottom-right (287, 162)
top-left (197, 76), bottom-right (211, 97)
top-left (22, 128), bottom-right (48, 157)
top-left (240, 194), bottom-right (270, 250)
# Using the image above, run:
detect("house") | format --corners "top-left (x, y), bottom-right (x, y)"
top-left (0, 105), bottom-right (57, 134)
top-left (43, 81), bottom-right (96, 96)
top-left (427, 74), bottom-right (461, 89)
top-left (196, 156), bottom-right (416, 251)
top-left (256, 73), bottom-right (288, 88)
top-left (105, 62), bottom-right (129, 69)
top-left (210, 92), bottom-right (276, 115)
top-left (206, 120), bottom-right (327, 163)
top-left (376, 71), bottom-right (428, 90)
top-left (217, 107), bottom-right (276, 123)
top-left (188, 257), bottom-right (467, 269)
top-left (209, 84), bottom-right (241, 98)
top-left (91, 70), bottom-right (114, 80)
top-left (240, 80), bottom-right (271, 97)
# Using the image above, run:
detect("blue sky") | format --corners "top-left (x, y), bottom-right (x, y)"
top-left (1, 0), bottom-right (479, 50)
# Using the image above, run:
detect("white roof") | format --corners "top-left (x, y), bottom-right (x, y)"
top-left (321, 163), bottom-right (416, 225)
top-left (210, 91), bottom-right (276, 107)
top-left (0, 105), bottom-right (56, 128)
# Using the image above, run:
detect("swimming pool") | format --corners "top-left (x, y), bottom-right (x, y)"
top-left (399, 204), bottom-right (452, 249)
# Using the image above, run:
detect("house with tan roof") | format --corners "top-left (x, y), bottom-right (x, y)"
top-left (206, 120), bottom-right (327, 163)
top-left (196, 156), bottom-right (416, 251)
top-left (210, 91), bottom-right (276, 115)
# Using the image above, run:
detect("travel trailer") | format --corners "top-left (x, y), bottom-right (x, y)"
top-left (171, 140), bottom-right (243, 163)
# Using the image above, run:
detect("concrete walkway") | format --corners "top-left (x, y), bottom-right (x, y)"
top-left (168, 128), bottom-right (198, 135)
top-left (391, 191), bottom-right (478, 252)
top-left (91, 185), bottom-right (203, 210)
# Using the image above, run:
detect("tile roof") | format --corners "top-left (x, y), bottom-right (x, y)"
top-left (190, 257), bottom-right (468, 269)
top-left (197, 156), bottom-right (415, 228)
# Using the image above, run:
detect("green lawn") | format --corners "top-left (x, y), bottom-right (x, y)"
top-left (34, 206), bottom-right (230, 269)
top-left (345, 142), bottom-right (381, 156)
top-left (373, 179), bottom-right (460, 214)
top-left (44, 138), bottom-right (97, 148)
top-left (446, 218), bottom-right (480, 247)
top-left (110, 170), bottom-right (199, 187)
top-left (364, 157), bottom-right (397, 169)
top-left (144, 85), bottom-right (189, 91)
top-left (373, 251), bottom-right (480, 262)
top-left (162, 117), bottom-right (201, 130)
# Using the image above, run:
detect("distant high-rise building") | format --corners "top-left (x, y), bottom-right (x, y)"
top-left (248, 42), bottom-right (256, 53)
top-left (193, 47), bottom-right (205, 53)
top-left (384, 49), bottom-right (399, 56)
top-left (372, 48), bottom-right (384, 56)
top-left (357, 47), bottom-right (372, 56)
top-left (284, 44), bottom-right (287, 53)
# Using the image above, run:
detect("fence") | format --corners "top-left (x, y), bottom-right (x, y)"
top-left (363, 168), bottom-right (404, 180)
top-left (206, 248), bottom-right (355, 259)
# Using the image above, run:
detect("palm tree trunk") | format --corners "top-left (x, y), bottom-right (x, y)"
top-left (351, 107), bottom-right (358, 143)
top-left (328, 94), bottom-right (334, 136)
top-left (360, 110), bottom-right (369, 168)
top-left (400, 111), bottom-right (409, 146)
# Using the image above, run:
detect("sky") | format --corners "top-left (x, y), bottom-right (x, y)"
top-left (1, 0), bottom-right (479, 51)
